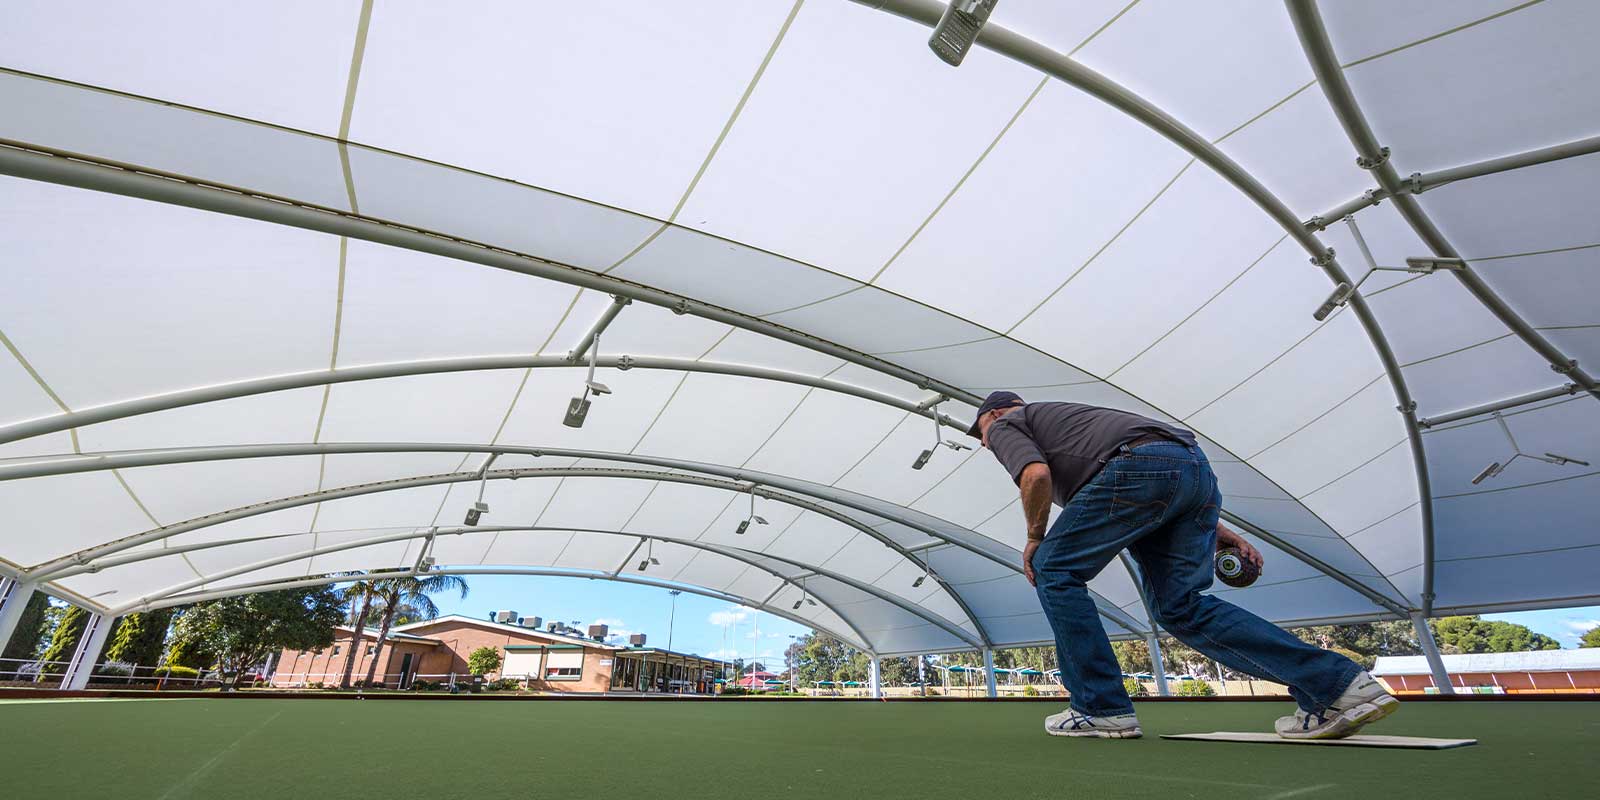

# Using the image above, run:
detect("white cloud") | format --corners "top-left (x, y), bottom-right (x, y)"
top-left (1563, 619), bottom-right (1599, 634)
top-left (708, 606), bottom-right (751, 627)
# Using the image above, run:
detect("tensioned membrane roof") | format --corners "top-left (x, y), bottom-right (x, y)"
top-left (1, 0), bottom-right (1596, 657)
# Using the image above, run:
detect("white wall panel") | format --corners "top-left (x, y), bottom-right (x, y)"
top-left (1009, 166), bottom-right (1283, 376)
top-left (1346, 1), bottom-right (1600, 173)
top-left (1075, 0), bottom-right (1313, 140)
top-left (612, 227), bottom-right (858, 318)
top-left (678, 0), bottom-right (1041, 280)
top-left (75, 389), bottom-right (326, 453)
top-left (875, 81), bottom-right (1190, 329)
top-left (1420, 153), bottom-right (1600, 258)
top-left (1322, 0), bottom-right (1529, 65)
top-left (347, 146), bottom-right (661, 271)
top-left (0, 179), bottom-right (338, 406)
top-left (1218, 84), bottom-right (1370, 217)
top-left (1112, 240), bottom-right (1327, 419)
top-left (0, 471), bottom-right (157, 565)
top-left (338, 242), bottom-right (580, 365)
top-left (353, 0), bottom-right (793, 218)
top-left (1, 0), bottom-right (359, 135)
top-left (0, 73), bottom-right (350, 211)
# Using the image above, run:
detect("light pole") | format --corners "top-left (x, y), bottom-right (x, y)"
top-left (666, 590), bottom-right (681, 653)
top-left (787, 634), bottom-right (800, 693)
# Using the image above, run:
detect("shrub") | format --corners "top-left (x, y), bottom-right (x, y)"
top-left (482, 678), bottom-right (520, 692)
top-left (1023, 685), bottom-right (1040, 697)
top-left (467, 647), bottom-right (502, 676)
top-left (1176, 679), bottom-right (1215, 697)
top-left (1123, 677), bottom-right (1147, 697)
top-left (154, 665), bottom-right (200, 679)
top-left (720, 687), bottom-right (750, 696)
top-left (410, 679), bottom-right (438, 691)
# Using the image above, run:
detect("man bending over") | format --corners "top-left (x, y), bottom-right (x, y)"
top-left (970, 391), bottom-right (1396, 740)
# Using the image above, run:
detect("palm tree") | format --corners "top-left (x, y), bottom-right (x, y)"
top-left (361, 574), bottom-right (468, 687)
top-left (339, 578), bottom-right (381, 689)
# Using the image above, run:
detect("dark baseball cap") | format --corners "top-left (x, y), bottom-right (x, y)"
top-left (965, 390), bottom-right (1024, 438)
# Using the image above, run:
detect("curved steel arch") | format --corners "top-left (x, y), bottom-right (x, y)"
top-left (106, 522), bottom-right (983, 648)
top-left (856, 0), bottom-right (1433, 615)
top-left (1284, 0), bottom-right (1599, 617)
top-left (104, 523), bottom-right (984, 651)
top-left (149, 564), bottom-right (876, 654)
top-left (0, 79), bottom-right (1415, 620)
top-left (0, 355), bottom-right (966, 447)
top-left (19, 461), bottom-right (1002, 642)
top-left (13, 444), bottom-right (1150, 636)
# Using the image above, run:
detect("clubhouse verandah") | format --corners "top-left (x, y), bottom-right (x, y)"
top-left (270, 615), bottom-right (728, 694)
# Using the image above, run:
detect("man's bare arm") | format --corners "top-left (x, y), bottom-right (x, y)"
top-left (1019, 462), bottom-right (1052, 541)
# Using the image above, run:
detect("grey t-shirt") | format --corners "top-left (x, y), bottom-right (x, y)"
top-left (986, 402), bottom-right (1198, 509)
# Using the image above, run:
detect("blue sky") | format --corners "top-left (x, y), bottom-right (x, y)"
top-left (431, 575), bottom-right (809, 667)
top-left (429, 575), bottom-right (1600, 659)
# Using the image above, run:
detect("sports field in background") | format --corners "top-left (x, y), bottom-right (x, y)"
top-left (2, 698), bottom-right (1592, 798)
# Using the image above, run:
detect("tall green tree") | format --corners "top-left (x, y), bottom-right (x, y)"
top-left (36, 604), bottom-right (91, 680)
top-left (0, 591), bottom-right (50, 678)
top-left (1431, 616), bottom-right (1560, 654)
top-left (168, 586), bottom-right (346, 688)
top-left (361, 574), bottom-right (468, 686)
top-left (104, 609), bottom-right (175, 671)
top-left (1580, 626), bottom-right (1600, 649)
top-left (339, 579), bottom-right (380, 689)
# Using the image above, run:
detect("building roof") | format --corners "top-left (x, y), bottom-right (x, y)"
top-left (5, 2), bottom-right (1599, 658)
top-left (1373, 649), bottom-right (1600, 676)
top-left (331, 625), bottom-right (440, 645)
top-left (394, 615), bottom-right (625, 651)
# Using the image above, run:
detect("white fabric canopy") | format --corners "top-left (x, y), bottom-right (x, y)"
top-left (1, 0), bottom-right (1595, 657)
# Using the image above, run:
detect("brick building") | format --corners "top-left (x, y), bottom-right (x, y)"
top-left (1372, 648), bottom-right (1600, 694)
top-left (270, 614), bottom-right (726, 694)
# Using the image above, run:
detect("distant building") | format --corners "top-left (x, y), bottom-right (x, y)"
top-left (1372, 648), bottom-right (1600, 694)
top-left (270, 614), bottom-right (727, 694)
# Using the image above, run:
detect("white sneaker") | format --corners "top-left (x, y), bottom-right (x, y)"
top-left (1275, 670), bottom-right (1399, 740)
top-left (1045, 708), bottom-right (1142, 739)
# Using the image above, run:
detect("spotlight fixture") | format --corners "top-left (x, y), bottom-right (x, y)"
top-left (1471, 412), bottom-right (1590, 484)
top-left (1403, 256), bottom-right (1467, 274)
top-left (463, 501), bottom-right (488, 526)
top-left (792, 580), bottom-right (819, 610)
top-left (913, 404), bottom-right (972, 470)
top-left (1312, 282), bottom-right (1353, 322)
top-left (735, 492), bottom-right (769, 534)
top-left (563, 332), bottom-right (613, 428)
top-left (1312, 218), bottom-right (1474, 322)
top-left (637, 539), bottom-right (662, 572)
top-left (912, 564), bottom-right (934, 588)
top-left (418, 556), bottom-right (437, 573)
top-left (928, 0), bottom-right (999, 67)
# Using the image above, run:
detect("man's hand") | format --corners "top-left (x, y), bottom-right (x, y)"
top-left (1216, 523), bottom-right (1263, 571)
top-left (1022, 539), bottom-right (1039, 587)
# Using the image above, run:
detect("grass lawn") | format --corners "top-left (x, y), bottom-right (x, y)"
top-left (1, 698), bottom-right (1591, 798)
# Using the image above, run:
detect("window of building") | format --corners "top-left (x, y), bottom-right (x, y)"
top-left (544, 651), bottom-right (584, 681)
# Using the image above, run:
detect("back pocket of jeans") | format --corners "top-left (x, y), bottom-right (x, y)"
top-left (1108, 470), bottom-right (1178, 529)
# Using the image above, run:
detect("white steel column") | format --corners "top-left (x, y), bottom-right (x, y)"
top-left (981, 648), bottom-right (998, 698)
top-left (61, 611), bottom-right (113, 691)
top-left (1410, 612), bottom-right (1454, 695)
top-left (869, 656), bottom-right (882, 698)
top-left (1147, 634), bottom-right (1171, 697)
top-left (0, 578), bottom-right (38, 655)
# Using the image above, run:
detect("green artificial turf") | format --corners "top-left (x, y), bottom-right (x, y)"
top-left (1, 698), bottom-right (1592, 798)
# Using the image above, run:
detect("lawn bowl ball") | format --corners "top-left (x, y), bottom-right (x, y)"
top-left (1214, 547), bottom-right (1260, 588)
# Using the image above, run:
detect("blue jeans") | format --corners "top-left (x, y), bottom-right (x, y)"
top-left (1031, 440), bottom-right (1361, 716)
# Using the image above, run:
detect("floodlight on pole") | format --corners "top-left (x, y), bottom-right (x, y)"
top-left (1403, 256), bottom-right (1467, 274)
top-left (464, 457), bottom-right (496, 525)
top-left (913, 402), bottom-right (971, 469)
top-left (912, 563), bottom-right (933, 589)
top-left (928, 0), bottom-right (999, 67)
